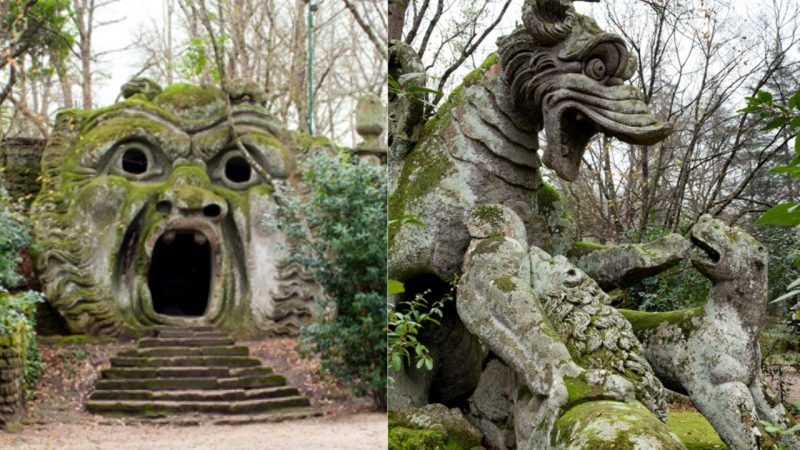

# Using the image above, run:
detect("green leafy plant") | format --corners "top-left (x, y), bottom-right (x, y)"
top-left (741, 91), bottom-right (800, 312)
top-left (266, 153), bottom-right (387, 410)
top-left (388, 289), bottom-right (450, 373)
top-left (741, 90), bottom-right (800, 226)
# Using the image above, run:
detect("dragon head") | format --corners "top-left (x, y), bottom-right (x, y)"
top-left (498, 0), bottom-right (671, 181)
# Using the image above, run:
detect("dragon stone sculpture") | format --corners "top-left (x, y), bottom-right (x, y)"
top-left (388, 0), bottom-right (703, 447)
top-left (31, 79), bottom-right (321, 337)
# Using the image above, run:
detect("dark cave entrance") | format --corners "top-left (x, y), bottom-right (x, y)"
top-left (148, 232), bottom-right (211, 317)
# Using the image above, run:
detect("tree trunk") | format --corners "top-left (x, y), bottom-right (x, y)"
top-left (388, 0), bottom-right (408, 41)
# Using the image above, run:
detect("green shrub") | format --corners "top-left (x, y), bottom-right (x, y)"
top-left (266, 153), bottom-right (387, 409)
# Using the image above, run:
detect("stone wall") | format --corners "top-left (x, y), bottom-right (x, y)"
top-left (0, 324), bottom-right (26, 425)
top-left (0, 138), bottom-right (46, 202)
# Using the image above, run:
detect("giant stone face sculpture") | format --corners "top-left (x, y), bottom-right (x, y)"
top-left (31, 80), bottom-right (317, 337)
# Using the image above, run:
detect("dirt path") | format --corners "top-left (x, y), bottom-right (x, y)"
top-left (1, 413), bottom-right (387, 449)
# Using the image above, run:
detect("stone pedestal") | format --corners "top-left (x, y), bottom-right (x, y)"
top-left (353, 93), bottom-right (386, 164)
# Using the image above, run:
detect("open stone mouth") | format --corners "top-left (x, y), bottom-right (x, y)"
top-left (559, 108), bottom-right (597, 155)
top-left (147, 229), bottom-right (213, 317)
top-left (690, 235), bottom-right (721, 265)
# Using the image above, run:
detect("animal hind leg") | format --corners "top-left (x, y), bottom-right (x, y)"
top-left (691, 380), bottom-right (760, 450)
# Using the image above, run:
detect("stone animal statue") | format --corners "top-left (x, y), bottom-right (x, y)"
top-left (621, 215), bottom-right (800, 450)
top-left (388, 0), bottom-right (692, 446)
top-left (31, 78), bottom-right (321, 337)
top-left (458, 204), bottom-right (683, 448)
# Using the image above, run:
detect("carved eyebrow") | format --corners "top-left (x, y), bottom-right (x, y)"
top-left (75, 110), bottom-right (191, 168)
top-left (191, 123), bottom-right (292, 179)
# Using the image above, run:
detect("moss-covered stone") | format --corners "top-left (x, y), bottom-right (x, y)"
top-left (463, 53), bottom-right (499, 87)
top-left (388, 128), bottom-right (456, 248)
top-left (563, 375), bottom-right (609, 408)
top-left (389, 405), bottom-right (483, 450)
top-left (154, 83), bottom-right (223, 111)
top-left (568, 240), bottom-right (608, 258)
top-left (552, 401), bottom-right (684, 449)
top-left (472, 204), bottom-right (505, 230)
top-left (470, 235), bottom-right (506, 257)
top-left (30, 78), bottom-right (316, 338)
top-left (534, 182), bottom-right (563, 214)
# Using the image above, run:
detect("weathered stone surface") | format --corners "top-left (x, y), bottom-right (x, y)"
top-left (356, 92), bottom-right (386, 152)
top-left (467, 359), bottom-right (517, 450)
top-left (30, 79), bottom-right (320, 337)
top-left (529, 247), bottom-right (668, 420)
top-left (389, 404), bottom-right (483, 450)
top-left (387, 366), bottom-right (434, 410)
top-left (458, 204), bottom-right (674, 447)
top-left (576, 234), bottom-right (691, 291)
top-left (622, 215), bottom-right (799, 450)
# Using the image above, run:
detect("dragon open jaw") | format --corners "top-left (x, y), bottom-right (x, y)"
top-left (541, 76), bottom-right (672, 181)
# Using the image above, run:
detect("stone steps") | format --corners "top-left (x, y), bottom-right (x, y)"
top-left (90, 386), bottom-right (300, 402)
top-left (118, 346), bottom-right (251, 357)
top-left (100, 366), bottom-right (274, 379)
top-left (87, 326), bottom-right (311, 420)
top-left (87, 396), bottom-right (310, 415)
top-left (138, 337), bottom-right (236, 347)
top-left (110, 356), bottom-right (262, 368)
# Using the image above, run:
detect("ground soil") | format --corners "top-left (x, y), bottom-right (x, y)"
top-left (1, 336), bottom-right (388, 449)
top-left (764, 363), bottom-right (800, 407)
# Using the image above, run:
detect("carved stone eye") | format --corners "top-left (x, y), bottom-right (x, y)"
top-left (224, 155), bottom-right (252, 184)
top-left (121, 147), bottom-right (149, 175)
top-left (584, 58), bottom-right (607, 81)
top-left (582, 42), bottom-right (625, 83)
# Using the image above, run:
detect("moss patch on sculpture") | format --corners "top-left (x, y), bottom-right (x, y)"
top-left (472, 204), bottom-right (505, 230)
top-left (563, 375), bottom-right (609, 408)
top-left (463, 53), bottom-right (499, 87)
top-left (552, 401), bottom-right (683, 449)
top-left (667, 410), bottom-right (728, 450)
top-left (155, 83), bottom-right (223, 111)
top-left (388, 131), bottom-right (456, 249)
top-left (389, 407), bottom-right (482, 450)
top-left (619, 308), bottom-right (702, 340)
top-left (568, 240), bottom-right (608, 258)
top-left (493, 275), bottom-right (516, 293)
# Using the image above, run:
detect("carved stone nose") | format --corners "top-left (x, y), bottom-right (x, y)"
top-left (157, 164), bottom-right (228, 222)
top-left (157, 187), bottom-right (228, 223)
